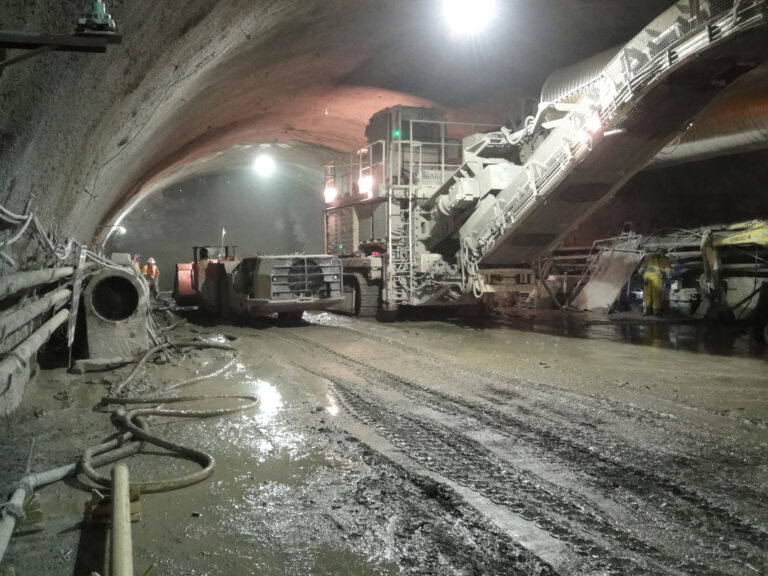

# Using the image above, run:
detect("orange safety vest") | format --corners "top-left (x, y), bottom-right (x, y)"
top-left (141, 264), bottom-right (159, 282)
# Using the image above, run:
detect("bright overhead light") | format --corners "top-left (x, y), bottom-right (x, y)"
top-left (253, 154), bottom-right (276, 177)
top-left (114, 225), bottom-right (127, 236)
top-left (443, 0), bottom-right (497, 37)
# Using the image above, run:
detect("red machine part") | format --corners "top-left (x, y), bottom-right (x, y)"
top-left (173, 262), bottom-right (196, 305)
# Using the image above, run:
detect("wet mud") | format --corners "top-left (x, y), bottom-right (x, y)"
top-left (1, 312), bottom-right (766, 575)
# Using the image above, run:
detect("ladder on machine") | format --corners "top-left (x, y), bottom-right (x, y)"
top-left (388, 188), bottom-right (414, 305)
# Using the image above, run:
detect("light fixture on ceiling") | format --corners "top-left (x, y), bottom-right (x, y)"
top-left (443, 0), bottom-right (498, 37)
top-left (253, 154), bottom-right (276, 177)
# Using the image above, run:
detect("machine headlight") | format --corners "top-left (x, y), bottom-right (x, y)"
top-left (358, 176), bottom-right (374, 197)
top-left (324, 186), bottom-right (338, 203)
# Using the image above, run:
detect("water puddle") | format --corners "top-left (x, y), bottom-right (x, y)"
top-left (458, 313), bottom-right (768, 358)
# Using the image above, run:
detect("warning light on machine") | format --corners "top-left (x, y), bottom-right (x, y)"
top-left (392, 129), bottom-right (401, 139)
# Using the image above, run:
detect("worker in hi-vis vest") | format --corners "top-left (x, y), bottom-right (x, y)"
top-left (141, 257), bottom-right (160, 298)
top-left (639, 249), bottom-right (671, 316)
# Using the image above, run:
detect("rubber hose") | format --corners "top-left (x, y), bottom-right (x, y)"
top-left (84, 395), bottom-right (259, 493)
top-left (112, 341), bottom-right (237, 394)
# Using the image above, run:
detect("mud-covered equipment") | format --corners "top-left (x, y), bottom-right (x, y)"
top-left (173, 246), bottom-right (343, 322)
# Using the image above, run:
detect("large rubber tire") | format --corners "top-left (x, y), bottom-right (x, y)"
top-left (352, 273), bottom-right (380, 317)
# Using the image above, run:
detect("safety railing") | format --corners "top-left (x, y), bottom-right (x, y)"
top-left (324, 118), bottom-right (497, 202)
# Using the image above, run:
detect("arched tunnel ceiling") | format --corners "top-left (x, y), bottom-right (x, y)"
top-left (0, 0), bottom-right (694, 240)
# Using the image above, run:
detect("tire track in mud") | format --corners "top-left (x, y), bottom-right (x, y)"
top-left (330, 379), bottom-right (660, 576)
top-left (346, 440), bottom-right (561, 576)
top-left (284, 330), bottom-right (768, 575)
top-left (296, 324), bottom-right (768, 523)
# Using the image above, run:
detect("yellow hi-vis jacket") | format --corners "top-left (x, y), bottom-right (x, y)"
top-left (642, 253), bottom-right (671, 278)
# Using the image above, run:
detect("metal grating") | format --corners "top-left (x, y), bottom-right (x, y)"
top-left (270, 256), bottom-right (343, 301)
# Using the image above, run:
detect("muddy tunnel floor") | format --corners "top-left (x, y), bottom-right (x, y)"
top-left (1, 312), bottom-right (767, 575)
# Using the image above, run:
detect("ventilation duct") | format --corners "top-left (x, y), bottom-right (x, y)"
top-left (83, 261), bottom-right (151, 362)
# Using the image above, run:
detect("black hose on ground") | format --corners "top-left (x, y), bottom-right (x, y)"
top-left (111, 340), bottom-right (238, 395)
top-left (81, 394), bottom-right (259, 493)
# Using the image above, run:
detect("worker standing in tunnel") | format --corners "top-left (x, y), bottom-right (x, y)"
top-left (142, 257), bottom-right (160, 298)
top-left (639, 248), bottom-right (671, 316)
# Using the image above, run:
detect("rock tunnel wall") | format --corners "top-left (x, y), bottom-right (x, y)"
top-left (1, 0), bottom-right (679, 256)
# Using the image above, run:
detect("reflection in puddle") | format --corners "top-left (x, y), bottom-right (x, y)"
top-left (325, 392), bottom-right (339, 416)
top-left (251, 379), bottom-right (284, 421)
top-left (459, 314), bottom-right (767, 358)
top-left (197, 333), bottom-right (233, 344)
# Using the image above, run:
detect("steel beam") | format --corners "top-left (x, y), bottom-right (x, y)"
top-left (0, 32), bottom-right (121, 52)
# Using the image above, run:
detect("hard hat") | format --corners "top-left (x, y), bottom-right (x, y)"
top-left (147, 257), bottom-right (156, 264)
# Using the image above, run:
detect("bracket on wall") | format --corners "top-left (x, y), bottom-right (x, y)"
top-left (0, 32), bottom-right (122, 71)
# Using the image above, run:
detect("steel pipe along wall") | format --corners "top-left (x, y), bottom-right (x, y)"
top-left (0, 308), bottom-right (70, 417)
top-left (0, 267), bottom-right (74, 301)
top-left (0, 288), bottom-right (71, 342)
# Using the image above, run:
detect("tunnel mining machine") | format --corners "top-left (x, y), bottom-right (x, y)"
top-left (323, 0), bottom-right (768, 317)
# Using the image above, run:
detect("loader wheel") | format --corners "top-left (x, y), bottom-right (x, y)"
top-left (278, 311), bottom-right (304, 326)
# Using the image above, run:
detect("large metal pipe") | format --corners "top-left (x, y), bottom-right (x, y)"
top-left (0, 438), bottom-right (148, 567)
top-left (0, 309), bottom-right (69, 412)
top-left (0, 267), bottom-right (73, 300)
top-left (111, 463), bottom-right (134, 576)
top-left (0, 462), bottom-right (78, 566)
top-left (0, 289), bottom-right (71, 341)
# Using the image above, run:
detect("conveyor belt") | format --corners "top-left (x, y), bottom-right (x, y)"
top-left (460, 1), bottom-right (768, 271)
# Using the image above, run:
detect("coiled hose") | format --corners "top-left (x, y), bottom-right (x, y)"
top-left (81, 394), bottom-right (260, 493)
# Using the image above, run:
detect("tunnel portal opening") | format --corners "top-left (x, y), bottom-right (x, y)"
top-left (91, 275), bottom-right (140, 321)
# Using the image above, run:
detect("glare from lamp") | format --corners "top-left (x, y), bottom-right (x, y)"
top-left (324, 186), bottom-right (338, 203)
top-left (585, 115), bottom-right (602, 134)
top-left (253, 154), bottom-right (276, 177)
top-left (443, 0), bottom-right (497, 37)
top-left (114, 225), bottom-right (127, 236)
top-left (358, 176), bottom-right (374, 197)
